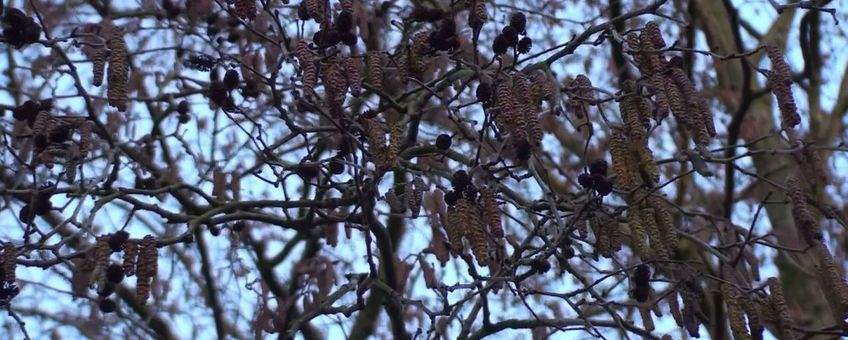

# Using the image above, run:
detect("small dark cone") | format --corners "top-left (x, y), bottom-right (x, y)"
top-left (476, 82), bottom-right (492, 102)
top-left (501, 26), bottom-right (519, 46)
top-left (509, 12), bottom-right (527, 35)
top-left (208, 81), bottom-right (228, 107)
top-left (298, 163), bottom-right (320, 179)
top-left (12, 100), bottom-right (39, 123)
top-left (435, 134), bottom-right (452, 150)
top-left (329, 157), bottom-right (345, 174)
top-left (335, 11), bottom-right (353, 31)
top-left (492, 34), bottom-right (509, 55)
top-left (99, 299), bottom-right (117, 313)
top-left (106, 264), bottom-right (125, 283)
top-left (451, 170), bottom-right (470, 190)
top-left (109, 231), bottom-right (130, 251)
top-left (444, 191), bottom-right (458, 206)
top-left (223, 69), bottom-right (240, 90)
top-left (577, 173), bottom-right (594, 189)
top-left (177, 100), bottom-right (189, 115)
top-left (589, 160), bottom-right (608, 176)
top-left (517, 37), bottom-right (532, 54)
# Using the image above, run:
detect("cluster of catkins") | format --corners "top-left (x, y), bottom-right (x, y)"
top-left (0, 244), bottom-right (20, 303)
top-left (12, 99), bottom-right (94, 173)
top-left (492, 13), bottom-right (532, 55)
top-left (303, 0), bottom-right (357, 47)
top-left (442, 170), bottom-right (504, 266)
top-left (358, 113), bottom-right (401, 171)
top-left (626, 22), bottom-right (715, 147)
top-left (384, 175), bottom-right (427, 218)
top-left (489, 72), bottom-right (551, 161)
top-left (88, 26), bottom-right (129, 112)
top-left (78, 231), bottom-right (159, 313)
top-left (2, 8), bottom-right (42, 48)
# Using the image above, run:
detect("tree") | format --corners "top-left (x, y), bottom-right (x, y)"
top-left (0, 0), bottom-right (846, 338)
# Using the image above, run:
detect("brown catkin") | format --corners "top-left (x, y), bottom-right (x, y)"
top-left (32, 110), bottom-right (54, 138)
top-left (340, 0), bottom-right (353, 13)
top-left (383, 121), bottom-right (402, 169)
top-left (366, 51), bottom-right (383, 92)
top-left (408, 176), bottom-right (426, 218)
top-left (296, 41), bottom-right (317, 97)
top-left (469, 0), bottom-right (488, 32)
top-left (363, 118), bottom-right (387, 167)
top-left (767, 277), bottom-right (796, 340)
top-left (667, 289), bottom-right (684, 327)
top-left (92, 48), bottom-right (108, 87)
top-left (813, 243), bottom-right (848, 324)
top-left (514, 73), bottom-right (542, 145)
top-left (321, 61), bottom-right (347, 114)
top-left (740, 296), bottom-right (764, 340)
top-left (3, 244), bottom-right (15, 284)
top-left (722, 284), bottom-right (751, 340)
top-left (107, 27), bottom-right (129, 112)
top-left (767, 70), bottom-right (800, 129)
top-left (495, 78), bottom-right (521, 137)
top-left (640, 207), bottom-right (669, 261)
top-left (785, 176), bottom-right (821, 245)
top-left (480, 187), bottom-right (504, 238)
top-left (445, 206), bottom-right (465, 256)
top-left (123, 240), bottom-right (138, 276)
top-left (136, 235), bottom-right (158, 303)
top-left (644, 21), bottom-right (665, 48)
top-left (589, 215), bottom-right (611, 257)
top-left (609, 127), bottom-right (638, 192)
top-left (95, 236), bottom-right (111, 270)
top-left (648, 197), bottom-right (678, 252)
top-left (411, 32), bottom-right (430, 77)
top-left (305, 0), bottom-right (325, 23)
top-left (639, 305), bottom-right (655, 332)
top-left (457, 198), bottom-right (488, 265)
top-left (79, 120), bottom-right (94, 159)
top-left (342, 55), bottom-right (362, 97)
top-left (765, 45), bottom-right (792, 80)
top-left (627, 209), bottom-right (648, 259)
top-left (234, 0), bottom-right (257, 20)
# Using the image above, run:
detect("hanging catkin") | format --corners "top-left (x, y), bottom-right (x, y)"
top-left (722, 284), bottom-right (751, 340)
top-left (457, 198), bottom-right (488, 265)
top-left (785, 176), bottom-right (821, 245)
top-left (92, 48), bottom-right (108, 87)
top-left (107, 27), bottom-right (128, 112)
top-left (648, 196), bottom-right (678, 252)
top-left (342, 55), bottom-right (362, 97)
top-left (480, 187), bottom-right (503, 238)
top-left (609, 127), bottom-right (638, 192)
top-left (123, 239), bottom-right (138, 276)
top-left (767, 277), bottom-right (796, 340)
top-left (366, 51), bottom-right (383, 92)
top-left (296, 41), bottom-right (317, 97)
top-left (3, 244), bottom-right (15, 284)
top-left (627, 210), bottom-right (648, 259)
top-left (135, 235), bottom-right (157, 303)
top-left (813, 243), bottom-right (848, 324)
top-left (639, 207), bottom-right (669, 261)
top-left (445, 206), bottom-right (465, 256)
top-left (740, 295), bottom-right (764, 340)
top-left (666, 289), bottom-right (684, 327)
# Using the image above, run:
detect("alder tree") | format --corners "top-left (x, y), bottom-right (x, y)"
top-left (1, 0), bottom-right (847, 339)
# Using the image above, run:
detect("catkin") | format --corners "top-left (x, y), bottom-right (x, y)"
top-left (648, 197), bottom-right (678, 251)
top-left (722, 284), bottom-right (751, 340)
top-left (667, 289), bottom-right (684, 327)
top-left (514, 73), bottom-right (541, 145)
top-left (366, 51), bottom-right (383, 92)
top-left (123, 240), bottom-right (137, 276)
top-left (640, 207), bottom-right (669, 261)
top-left (408, 176), bottom-right (426, 218)
top-left (627, 210), bottom-right (648, 259)
top-left (340, 0), bottom-right (353, 13)
top-left (767, 70), bottom-right (800, 129)
top-left (767, 277), bottom-right (796, 340)
top-left (644, 21), bottom-right (665, 48)
top-left (92, 48), bottom-right (108, 87)
top-left (609, 127), bottom-right (638, 192)
top-left (342, 55), bottom-right (362, 97)
top-left (295, 41), bottom-right (317, 97)
top-left (639, 306), bottom-right (655, 332)
top-left (468, 0), bottom-right (488, 32)
top-left (785, 177), bottom-right (821, 245)
top-left (813, 243), bottom-right (848, 324)
top-left (95, 236), bottom-right (111, 270)
top-left (305, 0), bottom-right (325, 23)
top-left (135, 235), bottom-right (158, 303)
top-left (457, 199), bottom-right (488, 265)
top-left (79, 120), bottom-right (94, 159)
top-left (740, 296), bottom-right (764, 340)
top-left (495, 78), bottom-right (520, 136)
top-left (480, 187), bottom-right (503, 238)
top-left (107, 27), bottom-right (128, 112)
top-left (234, 0), bottom-right (257, 20)
top-left (445, 206), bottom-right (465, 256)
top-left (3, 244), bottom-right (15, 284)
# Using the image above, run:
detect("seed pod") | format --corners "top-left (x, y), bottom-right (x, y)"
top-left (234, 0), bottom-right (257, 20)
top-left (767, 277), bottom-right (796, 340)
top-left (785, 177), bottom-right (820, 245)
top-left (517, 36), bottom-right (532, 54)
top-left (92, 48), bottom-right (108, 87)
top-left (107, 27), bottom-right (129, 112)
top-left (366, 51), bottom-right (383, 92)
top-left (106, 263), bottom-right (125, 283)
top-left (108, 230), bottom-right (130, 251)
top-left (722, 284), bottom-right (751, 340)
top-left (476, 81), bottom-right (492, 103)
top-left (99, 299), bottom-right (117, 313)
top-left (3, 244), bottom-right (16, 284)
top-left (480, 187), bottom-right (503, 238)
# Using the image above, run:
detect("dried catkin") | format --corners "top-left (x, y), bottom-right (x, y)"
top-left (722, 284), bottom-right (751, 340)
top-left (3, 244), bottom-right (15, 284)
top-left (609, 127), bottom-right (638, 192)
top-left (107, 27), bottom-right (129, 112)
top-left (135, 235), bottom-right (158, 303)
top-left (639, 207), bottom-right (669, 261)
top-left (78, 120), bottom-right (94, 159)
top-left (234, 0), bottom-right (257, 20)
top-left (95, 236), bottom-right (111, 270)
top-left (627, 210), bottom-right (648, 259)
top-left (639, 306), bottom-right (655, 332)
top-left (620, 80), bottom-right (647, 143)
top-left (366, 51), bottom-right (383, 92)
top-left (92, 48), bottom-right (108, 87)
top-left (480, 187), bottom-right (503, 238)
top-left (296, 41), bottom-right (317, 97)
top-left (644, 21), bottom-right (665, 48)
top-left (514, 73), bottom-right (541, 145)
top-left (495, 79), bottom-right (521, 137)
top-left (767, 277), bottom-right (796, 340)
top-left (767, 69), bottom-right (800, 129)
top-left (445, 206), bottom-right (465, 256)
top-left (342, 55), bottom-right (362, 97)
top-left (666, 289), bottom-right (684, 327)
top-left (813, 243), bottom-right (848, 324)
top-left (648, 197), bottom-right (678, 251)
top-left (123, 240), bottom-right (138, 276)
top-left (785, 176), bottom-right (821, 245)
top-left (457, 199), bottom-right (488, 265)
top-left (321, 61), bottom-right (347, 114)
